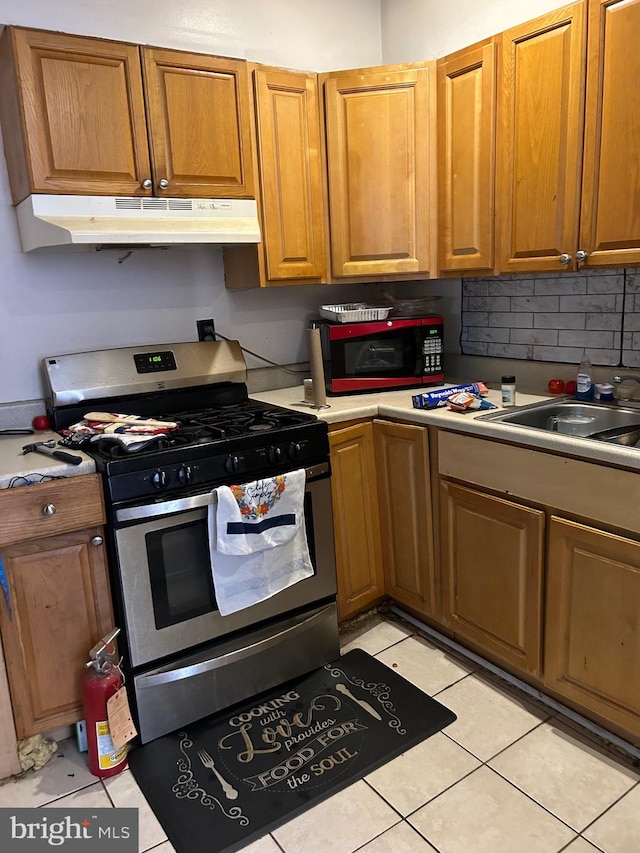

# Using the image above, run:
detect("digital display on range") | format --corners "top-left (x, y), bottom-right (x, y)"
top-left (133, 351), bottom-right (178, 373)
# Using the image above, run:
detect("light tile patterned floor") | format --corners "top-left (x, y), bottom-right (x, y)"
top-left (1, 615), bottom-right (638, 853)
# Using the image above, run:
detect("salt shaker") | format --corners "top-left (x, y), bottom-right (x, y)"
top-left (501, 375), bottom-right (517, 407)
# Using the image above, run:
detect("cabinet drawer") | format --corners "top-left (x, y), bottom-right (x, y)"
top-left (0, 475), bottom-right (105, 547)
top-left (438, 431), bottom-right (640, 536)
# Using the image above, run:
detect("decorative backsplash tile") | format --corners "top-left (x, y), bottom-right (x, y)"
top-left (461, 269), bottom-right (640, 367)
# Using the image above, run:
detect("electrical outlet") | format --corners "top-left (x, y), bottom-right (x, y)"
top-left (197, 318), bottom-right (216, 341)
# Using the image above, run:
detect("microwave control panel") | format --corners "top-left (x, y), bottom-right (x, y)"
top-left (422, 326), bottom-right (443, 377)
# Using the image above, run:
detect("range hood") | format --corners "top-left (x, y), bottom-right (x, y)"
top-left (14, 194), bottom-right (261, 252)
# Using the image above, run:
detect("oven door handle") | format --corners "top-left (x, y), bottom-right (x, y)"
top-left (115, 461), bottom-right (330, 522)
top-left (138, 605), bottom-right (331, 688)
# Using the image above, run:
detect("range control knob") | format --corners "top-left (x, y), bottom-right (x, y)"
top-left (152, 469), bottom-right (168, 489)
top-left (178, 465), bottom-right (192, 485)
top-left (225, 454), bottom-right (243, 474)
top-left (289, 440), bottom-right (308, 460)
top-left (269, 445), bottom-right (284, 465)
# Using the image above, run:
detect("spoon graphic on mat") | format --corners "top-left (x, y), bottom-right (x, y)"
top-left (336, 683), bottom-right (382, 720)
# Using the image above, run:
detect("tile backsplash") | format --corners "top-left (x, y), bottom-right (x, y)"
top-left (461, 269), bottom-right (640, 367)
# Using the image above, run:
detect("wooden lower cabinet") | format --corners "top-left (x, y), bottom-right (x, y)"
top-left (0, 527), bottom-right (114, 738)
top-left (374, 419), bottom-right (437, 619)
top-left (329, 422), bottom-right (384, 620)
top-left (0, 474), bottom-right (114, 738)
top-left (545, 517), bottom-right (640, 739)
top-left (439, 481), bottom-right (545, 675)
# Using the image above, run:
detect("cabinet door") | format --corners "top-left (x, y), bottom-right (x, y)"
top-left (440, 482), bottom-right (544, 674)
top-left (374, 420), bottom-right (437, 619)
top-left (579, 0), bottom-right (640, 268)
top-left (142, 48), bottom-right (254, 198)
top-left (0, 27), bottom-right (151, 204)
top-left (324, 66), bottom-right (436, 278)
top-left (0, 528), bottom-right (114, 738)
top-left (497, 3), bottom-right (586, 273)
top-left (253, 68), bottom-right (327, 282)
top-left (437, 40), bottom-right (496, 273)
top-left (545, 517), bottom-right (640, 739)
top-left (329, 422), bottom-right (385, 621)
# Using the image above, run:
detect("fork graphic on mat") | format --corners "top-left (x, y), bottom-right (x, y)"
top-left (197, 749), bottom-right (239, 800)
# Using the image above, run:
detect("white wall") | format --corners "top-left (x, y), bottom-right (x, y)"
top-left (0, 0), bottom-right (384, 405)
top-left (380, 0), bottom-right (571, 62)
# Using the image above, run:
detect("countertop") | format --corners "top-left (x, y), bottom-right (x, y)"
top-left (3, 382), bottom-right (640, 488)
top-left (250, 383), bottom-right (640, 473)
top-left (0, 432), bottom-right (96, 489)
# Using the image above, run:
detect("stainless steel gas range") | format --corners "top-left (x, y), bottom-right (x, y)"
top-left (43, 340), bottom-right (339, 744)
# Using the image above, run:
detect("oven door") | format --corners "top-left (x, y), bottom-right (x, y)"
top-left (112, 463), bottom-right (336, 669)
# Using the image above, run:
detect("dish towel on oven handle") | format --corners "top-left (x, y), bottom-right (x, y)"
top-left (214, 469), bottom-right (306, 555)
top-left (207, 469), bottom-right (314, 616)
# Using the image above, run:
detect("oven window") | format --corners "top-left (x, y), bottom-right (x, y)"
top-left (146, 519), bottom-right (216, 629)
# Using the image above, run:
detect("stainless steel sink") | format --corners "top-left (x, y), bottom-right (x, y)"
top-left (477, 398), bottom-right (640, 446)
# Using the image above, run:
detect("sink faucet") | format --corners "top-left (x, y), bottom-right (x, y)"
top-left (613, 375), bottom-right (640, 384)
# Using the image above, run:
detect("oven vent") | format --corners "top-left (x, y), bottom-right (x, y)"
top-left (168, 199), bottom-right (194, 210)
top-left (142, 198), bottom-right (170, 210)
top-left (115, 198), bottom-right (143, 209)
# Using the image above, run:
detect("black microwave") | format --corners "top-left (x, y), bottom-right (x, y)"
top-left (318, 316), bottom-right (444, 395)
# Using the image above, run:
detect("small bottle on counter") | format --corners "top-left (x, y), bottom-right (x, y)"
top-left (575, 356), bottom-right (594, 401)
top-left (501, 375), bottom-right (517, 407)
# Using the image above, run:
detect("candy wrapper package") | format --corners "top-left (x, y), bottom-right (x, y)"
top-left (445, 392), bottom-right (498, 412)
top-left (412, 382), bottom-right (489, 409)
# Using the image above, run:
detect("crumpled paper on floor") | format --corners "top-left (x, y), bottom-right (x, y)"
top-left (17, 734), bottom-right (58, 772)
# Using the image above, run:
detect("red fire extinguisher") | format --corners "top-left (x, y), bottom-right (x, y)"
top-left (82, 627), bottom-right (128, 778)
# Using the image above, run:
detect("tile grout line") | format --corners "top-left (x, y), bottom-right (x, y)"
top-left (485, 761), bottom-right (625, 839)
top-left (574, 778), bottom-right (640, 843)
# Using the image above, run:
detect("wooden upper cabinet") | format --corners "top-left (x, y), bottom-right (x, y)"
top-left (437, 40), bottom-right (496, 274)
top-left (0, 28), bottom-right (255, 203)
top-left (323, 65), bottom-right (437, 279)
top-left (0, 27), bottom-right (151, 203)
top-left (142, 47), bottom-right (254, 198)
top-left (253, 68), bottom-right (326, 281)
top-left (497, 3), bottom-right (587, 273)
top-left (579, 0), bottom-right (640, 268)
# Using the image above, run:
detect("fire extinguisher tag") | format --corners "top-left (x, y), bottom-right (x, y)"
top-left (107, 686), bottom-right (138, 750)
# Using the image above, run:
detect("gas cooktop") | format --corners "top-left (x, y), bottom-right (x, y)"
top-left (44, 340), bottom-right (328, 504)
top-left (63, 400), bottom-right (318, 461)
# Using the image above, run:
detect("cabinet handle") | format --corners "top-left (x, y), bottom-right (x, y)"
top-left (91, 536), bottom-right (104, 547)
top-left (142, 178), bottom-right (152, 189)
top-left (559, 253), bottom-right (572, 265)
top-left (576, 250), bottom-right (588, 263)
top-left (43, 504), bottom-right (56, 517)
top-left (158, 179), bottom-right (169, 189)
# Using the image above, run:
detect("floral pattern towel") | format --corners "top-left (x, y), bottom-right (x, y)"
top-left (214, 470), bottom-right (305, 555)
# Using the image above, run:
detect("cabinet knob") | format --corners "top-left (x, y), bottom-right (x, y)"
top-left (142, 178), bottom-right (152, 189)
top-left (91, 536), bottom-right (104, 547)
top-left (43, 504), bottom-right (56, 517)
top-left (559, 253), bottom-right (572, 265)
top-left (158, 179), bottom-right (169, 189)
top-left (576, 250), bottom-right (588, 263)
